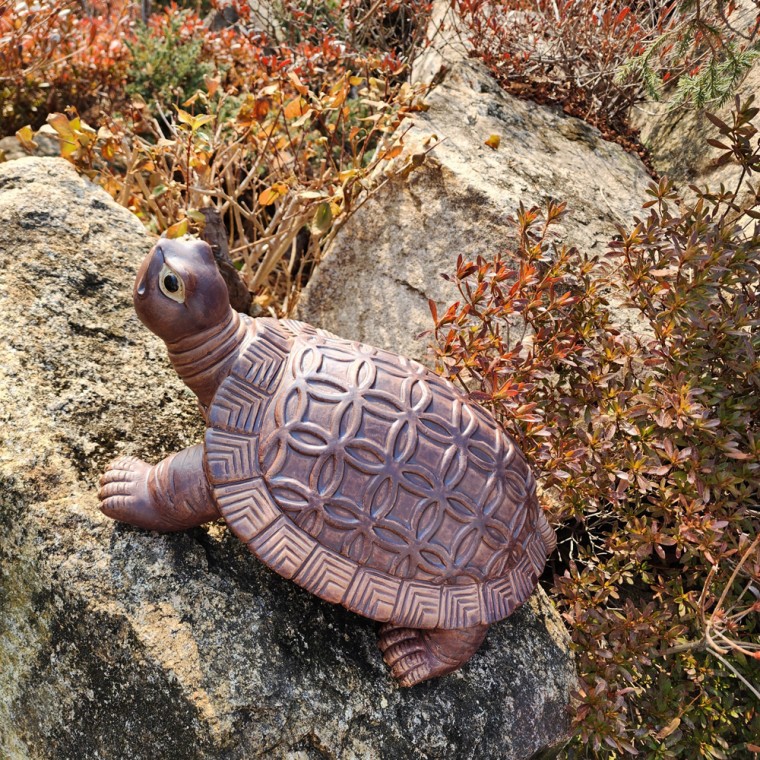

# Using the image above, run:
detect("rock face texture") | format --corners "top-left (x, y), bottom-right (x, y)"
top-left (297, 60), bottom-right (652, 361)
top-left (0, 158), bottom-right (576, 759)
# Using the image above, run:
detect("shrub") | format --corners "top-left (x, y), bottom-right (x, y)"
top-left (53, 81), bottom-right (426, 312)
top-left (25, 0), bottom-right (432, 314)
top-left (428, 98), bottom-right (760, 757)
top-left (275, 0), bottom-right (434, 64)
top-left (619, 0), bottom-right (760, 108)
top-left (0, 0), bottom-right (132, 134)
top-left (126, 7), bottom-right (213, 109)
top-left (453, 0), bottom-right (760, 143)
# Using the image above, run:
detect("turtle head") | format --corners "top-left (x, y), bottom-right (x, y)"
top-left (133, 238), bottom-right (230, 344)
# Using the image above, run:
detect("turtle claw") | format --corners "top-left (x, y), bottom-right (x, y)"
top-left (98, 456), bottom-right (152, 527)
top-left (379, 624), bottom-right (438, 687)
top-left (378, 623), bottom-right (489, 687)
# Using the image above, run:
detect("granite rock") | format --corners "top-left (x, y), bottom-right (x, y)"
top-left (297, 60), bottom-right (651, 361)
top-left (631, 1), bottom-right (760, 188)
top-left (0, 157), bottom-right (576, 759)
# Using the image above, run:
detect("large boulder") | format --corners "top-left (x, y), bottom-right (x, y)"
top-left (0, 158), bottom-right (576, 760)
top-left (297, 60), bottom-right (651, 360)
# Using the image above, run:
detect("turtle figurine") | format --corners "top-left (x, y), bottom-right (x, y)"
top-left (99, 238), bottom-right (556, 687)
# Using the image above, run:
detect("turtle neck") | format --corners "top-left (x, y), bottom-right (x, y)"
top-left (165, 309), bottom-right (247, 408)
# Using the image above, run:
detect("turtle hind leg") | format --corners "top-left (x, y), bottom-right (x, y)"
top-left (378, 623), bottom-right (489, 687)
top-left (99, 444), bottom-right (219, 532)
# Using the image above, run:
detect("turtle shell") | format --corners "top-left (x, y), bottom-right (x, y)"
top-left (204, 317), bottom-right (553, 629)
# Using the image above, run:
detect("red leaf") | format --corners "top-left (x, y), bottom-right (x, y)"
top-left (705, 112), bottom-right (730, 132)
top-left (428, 298), bottom-right (438, 323)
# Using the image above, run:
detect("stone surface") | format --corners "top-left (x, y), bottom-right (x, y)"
top-left (0, 136), bottom-right (27, 162)
top-left (297, 60), bottom-right (652, 361)
top-left (410, 0), bottom-right (470, 87)
top-left (0, 158), bottom-right (576, 759)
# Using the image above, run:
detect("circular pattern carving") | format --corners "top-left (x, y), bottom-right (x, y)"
top-left (259, 334), bottom-right (538, 586)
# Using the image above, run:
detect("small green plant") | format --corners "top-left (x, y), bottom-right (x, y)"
top-left (126, 8), bottom-right (213, 110)
top-left (618, 0), bottom-right (760, 108)
top-left (429, 98), bottom-right (760, 757)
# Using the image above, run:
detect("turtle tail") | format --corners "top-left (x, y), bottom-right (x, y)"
top-left (537, 508), bottom-right (557, 556)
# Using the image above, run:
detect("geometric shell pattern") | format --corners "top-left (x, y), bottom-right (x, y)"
top-left (205, 316), bottom-right (554, 629)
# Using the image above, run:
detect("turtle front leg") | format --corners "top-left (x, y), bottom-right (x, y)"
top-left (99, 444), bottom-right (219, 531)
top-left (378, 623), bottom-right (489, 687)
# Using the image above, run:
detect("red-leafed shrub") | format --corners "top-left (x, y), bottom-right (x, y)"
top-left (429, 99), bottom-right (760, 757)
top-left (276, 0), bottom-right (434, 68)
top-left (0, 0), bottom-right (132, 133)
top-left (453, 0), bottom-right (760, 148)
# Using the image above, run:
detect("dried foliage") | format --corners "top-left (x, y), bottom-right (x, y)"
top-left (454, 0), bottom-right (760, 146)
top-left (0, 0), bottom-right (132, 134)
top-left (276, 0), bottom-right (435, 74)
top-left (6, 0), bottom-right (432, 314)
top-left (429, 99), bottom-right (760, 757)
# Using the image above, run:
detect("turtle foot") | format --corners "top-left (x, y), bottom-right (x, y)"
top-left (98, 456), bottom-right (154, 527)
top-left (99, 446), bottom-right (218, 532)
top-left (378, 623), bottom-right (489, 687)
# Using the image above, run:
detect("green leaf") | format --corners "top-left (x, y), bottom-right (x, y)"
top-left (311, 201), bottom-right (333, 235)
top-left (176, 108), bottom-right (213, 132)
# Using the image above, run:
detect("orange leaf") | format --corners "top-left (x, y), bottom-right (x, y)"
top-left (258, 183), bottom-right (288, 206)
top-left (288, 71), bottom-right (308, 96)
top-left (165, 218), bottom-right (188, 238)
top-left (204, 75), bottom-right (220, 98)
top-left (46, 113), bottom-right (75, 143)
top-left (258, 188), bottom-right (279, 206)
top-left (382, 145), bottom-right (404, 160)
top-left (284, 97), bottom-right (305, 120)
top-left (254, 97), bottom-right (271, 121)
top-left (428, 298), bottom-right (438, 323)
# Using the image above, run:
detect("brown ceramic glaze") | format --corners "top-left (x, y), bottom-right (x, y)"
top-left (99, 238), bottom-right (556, 687)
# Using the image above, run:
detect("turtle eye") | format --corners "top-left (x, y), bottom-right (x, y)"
top-left (158, 264), bottom-right (185, 303)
